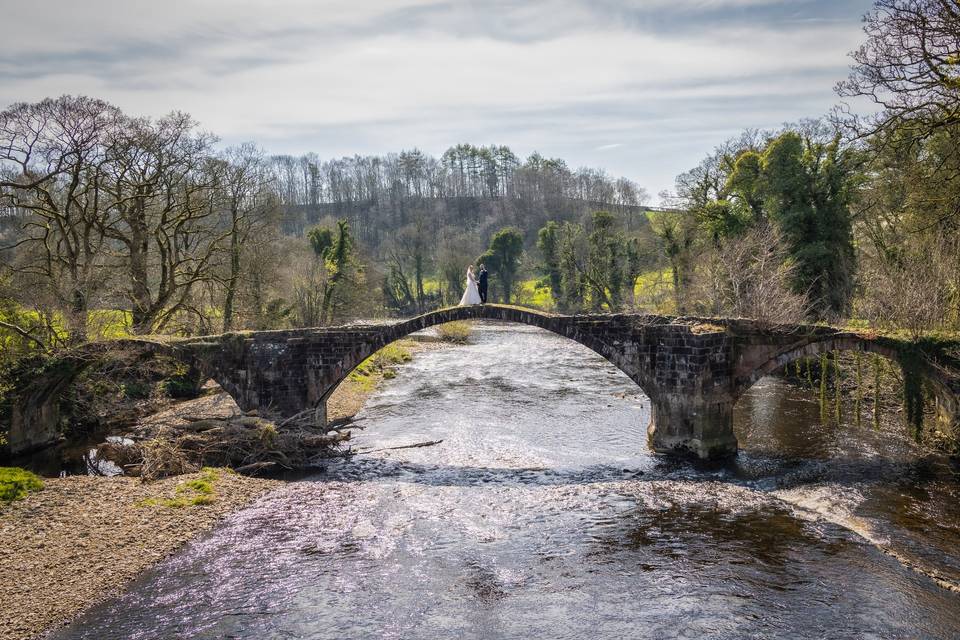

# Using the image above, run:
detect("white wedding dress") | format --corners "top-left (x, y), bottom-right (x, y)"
top-left (459, 270), bottom-right (482, 305)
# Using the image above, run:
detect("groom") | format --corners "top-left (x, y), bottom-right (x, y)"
top-left (478, 264), bottom-right (488, 304)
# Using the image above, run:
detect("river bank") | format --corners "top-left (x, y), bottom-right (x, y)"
top-left (0, 471), bottom-right (280, 640)
top-left (0, 333), bottom-right (450, 640)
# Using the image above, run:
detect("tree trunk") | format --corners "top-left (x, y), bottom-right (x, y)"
top-left (223, 213), bottom-right (241, 332)
top-left (129, 209), bottom-right (154, 333)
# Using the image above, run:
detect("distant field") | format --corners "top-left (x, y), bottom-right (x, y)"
top-left (512, 268), bottom-right (675, 314)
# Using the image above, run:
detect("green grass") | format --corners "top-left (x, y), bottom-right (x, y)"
top-left (634, 268), bottom-right (675, 314)
top-left (515, 279), bottom-right (554, 310)
top-left (0, 467), bottom-right (44, 503)
top-left (137, 467), bottom-right (223, 508)
top-left (0, 306), bottom-right (134, 345)
top-left (435, 321), bottom-right (472, 343)
top-left (420, 277), bottom-right (443, 296)
top-left (0, 467), bottom-right (43, 504)
top-left (512, 269), bottom-right (675, 313)
top-left (348, 340), bottom-right (415, 390)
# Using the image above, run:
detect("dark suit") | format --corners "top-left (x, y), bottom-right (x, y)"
top-left (478, 269), bottom-right (488, 303)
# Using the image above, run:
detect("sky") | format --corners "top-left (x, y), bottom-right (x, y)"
top-left (0, 0), bottom-right (875, 200)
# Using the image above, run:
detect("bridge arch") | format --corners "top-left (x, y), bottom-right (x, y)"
top-left (317, 305), bottom-right (658, 406)
top-left (734, 334), bottom-right (960, 432)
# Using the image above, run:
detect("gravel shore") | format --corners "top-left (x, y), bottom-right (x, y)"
top-left (0, 472), bottom-right (279, 640)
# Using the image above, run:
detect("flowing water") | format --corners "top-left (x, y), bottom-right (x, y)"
top-left (53, 323), bottom-right (960, 639)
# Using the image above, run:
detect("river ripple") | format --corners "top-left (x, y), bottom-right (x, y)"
top-left (53, 323), bottom-right (960, 639)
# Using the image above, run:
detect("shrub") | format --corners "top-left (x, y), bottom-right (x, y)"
top-left (0, 467), bottom-right (44, 503)
top-left (436, 321), bottom-right (471, 344)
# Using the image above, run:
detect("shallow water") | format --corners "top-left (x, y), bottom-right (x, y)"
top-left (53, 323), bottom-right (960, 639)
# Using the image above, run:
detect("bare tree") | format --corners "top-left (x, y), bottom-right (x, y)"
top-left (0, 96), bottom-right (123, 342)
top-left (837, 1), bottom-right (960, 136)
top-left (215, 144), bottom-right (278, 332)
top-left (689, 224), bottom-right (809, 323)
top-left (98, 112), bottom-right (223, 333)
top-left (856, 234), bottom-right (960, 336)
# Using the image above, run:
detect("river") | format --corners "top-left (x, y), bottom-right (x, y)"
top-left (52, 323), bottom-right (960, 639)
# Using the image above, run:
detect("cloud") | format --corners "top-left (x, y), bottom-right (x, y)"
top-left (0, 0), bottom-right (875, 198)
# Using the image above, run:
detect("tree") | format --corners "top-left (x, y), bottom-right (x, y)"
top-left (478, 227), bottom-right (524, 303)
top-left (99, 112), bottom-right (223, 334)
top-left (382, 216), bottom-right (435, 314)
top-left (689, 224), bottom-right (809, 322)
top-left (0, 96), bottom-right (123, 342)
top-left (557, 222), bottom-right (586, 312)
top-left (308, 225), bottom-right (335, 259)
top-left (537, 214), bottom-right (651, 312)
top-left (217, 144), bottom-right (278, 332)
top-left (302, 219), bottom-right (364, 325)
top-left (321, 219), bottom-right (358, 324)
top-left (837, 0), bottom-right (960, 153)
top-left (733, 131), bottom-right (858, 318)
top-left (585, 211), bottom-right (624, 311)
top-left (649, 211), bottom-right (698, 314)
top-left (537, 221), bottom-right (563, 303)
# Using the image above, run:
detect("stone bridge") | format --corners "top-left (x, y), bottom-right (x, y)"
top-left (5, 305), bottom-right (960, 459)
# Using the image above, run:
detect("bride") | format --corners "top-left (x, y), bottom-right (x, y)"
top-left (459, 265), bottom-right (482, 306)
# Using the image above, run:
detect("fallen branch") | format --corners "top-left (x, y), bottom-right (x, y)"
top-left (276, 409), bottom-right (317, 429)
top-left (359, 439), bottom-right (443, 454)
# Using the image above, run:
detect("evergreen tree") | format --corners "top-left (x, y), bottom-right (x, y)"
top-left (537, 221), bottom-right (563, 303)
top-left (726, 132), bottom-right (857, 318)
top-left (478, 227), bottom-right (524, 303)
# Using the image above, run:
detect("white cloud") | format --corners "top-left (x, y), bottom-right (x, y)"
top-left (0, 0), bottom-right (873, 197)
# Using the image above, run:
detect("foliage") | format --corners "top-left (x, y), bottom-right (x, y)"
top-left (724, 130), bottom-right (858, 319)
top-left (293, 219), bottom-right (370, 326)
top-left (648, 211), bottom-right (698, 313)
top-left (0, 467), bottom-right (43, 503)
top-left (348, 341), bottom-right (415, 390)
top-left (537, 222), bottom-right (563, 304)
top-left (308, 226), bottom-right (335, 258)
top-left (687, 224), bottom-right (809, 322)
top-left (836, 0), bottom-right (960, 156)
top-left (478, 227), bottom-right (524, 303)
top-left (435, 321), bottom-right (472, 344)
top-left (534, 213), bottom-right (651, 312)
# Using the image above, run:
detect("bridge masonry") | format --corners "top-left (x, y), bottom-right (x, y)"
top-left (5, 305), bottom-right (960, 459)
top-left (167, 307), bottom-right (751, 459)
